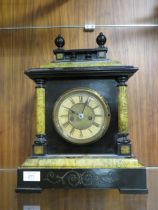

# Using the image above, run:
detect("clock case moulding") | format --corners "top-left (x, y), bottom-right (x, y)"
top-left (16, 33), bottom-right (148, 194)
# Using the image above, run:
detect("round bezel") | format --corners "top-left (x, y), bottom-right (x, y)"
top-left (53, 88), bottom-right (111, 145)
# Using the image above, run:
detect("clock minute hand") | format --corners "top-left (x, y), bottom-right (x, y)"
top-left (81, 96), bottom-right (90, 113)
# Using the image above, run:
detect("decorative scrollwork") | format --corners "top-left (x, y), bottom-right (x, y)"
top-left (46, 171), bottom-right (62, 184)
top-left (81, 172), bottom-right (93, 185)
top-left (64, 171), bottom-right (81, 187)
top-left (100, 171), bottom-right (117, 183)
top-left (44, 170), bottom-right (119, 187)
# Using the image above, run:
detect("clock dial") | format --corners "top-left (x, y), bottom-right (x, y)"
top-left (53, 88), bottom-right (111, 144)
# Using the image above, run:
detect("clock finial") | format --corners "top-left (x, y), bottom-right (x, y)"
top-left (96, 32), bottom-right (106, 48)
top-left (55, 34), bottom-right (65, 48)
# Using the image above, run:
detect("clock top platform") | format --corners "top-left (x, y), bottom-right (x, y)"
top-left (25, 33), bottom-right (138, 81)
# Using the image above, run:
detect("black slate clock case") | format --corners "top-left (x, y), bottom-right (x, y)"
top-left (16, 33), bottom-right (148, 194)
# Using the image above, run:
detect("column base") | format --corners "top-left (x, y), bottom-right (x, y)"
top-left (32, 144), bottom-right (47, 156)
top-left (115, 133), bottom-right (132, 156)
top-left (117, 142), bottom-right (132, 156)
top-left (32, 134), bottom-right (47, 156)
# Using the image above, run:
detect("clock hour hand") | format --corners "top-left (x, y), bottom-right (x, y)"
top-left (64, 106), bottom-right (78, 115)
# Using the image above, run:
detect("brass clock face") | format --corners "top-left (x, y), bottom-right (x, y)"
top-left (53, 88), bottom-right (111, 144)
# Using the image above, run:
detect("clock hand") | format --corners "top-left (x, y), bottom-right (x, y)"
top-left (63, 106), bottom-right (78, 115)
top-left (81, 96), bottom-right (90, 113)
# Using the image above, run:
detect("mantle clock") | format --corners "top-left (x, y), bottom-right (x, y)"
top-left (16, 33), bottom-right (147, 194)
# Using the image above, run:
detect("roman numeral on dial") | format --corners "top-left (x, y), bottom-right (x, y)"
top-left (92, 121), bottom-right (100, 127)
top-left (70, 127), bottom-right (75, 135)
top-left (93, 105), bottom-right (100, 109)
top-left (79, 130), bottom-right (83, 137)
top-left (88, 128), bottom-right (93, 134)
top-left (79, 95), bottom-right (83, 103)
top-left (60, 115), bottom-right (68, 118)
top-left (95, 114), bottom-right (102, 117)
top-left (69, 97), bottom-right (75, 105)
top-left (62, 121), bottom-right (70, 128)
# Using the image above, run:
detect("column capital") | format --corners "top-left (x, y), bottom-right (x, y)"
top-left (116, 76), bottom-right (128, 86)
top-left (35, 79), bottom-right (46, 88)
